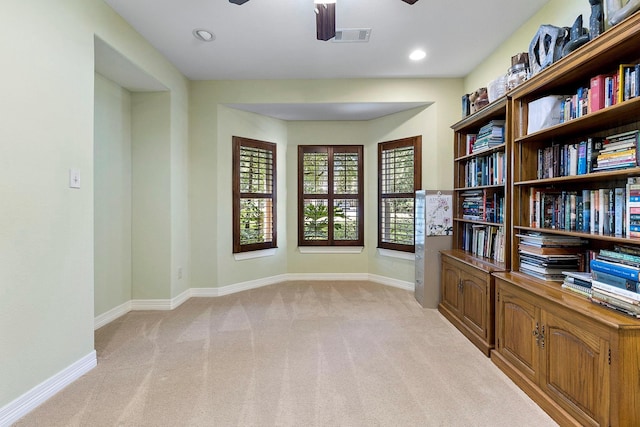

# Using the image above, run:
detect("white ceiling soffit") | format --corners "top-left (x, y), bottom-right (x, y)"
top-left (94, 37), bottom-right (167, 92)
top-left (225, 102), bottom-right (431, 121)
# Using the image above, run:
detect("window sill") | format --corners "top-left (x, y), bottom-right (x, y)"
top-left (377, 248), bottom-right (415, 261)
top-left (233, 248), bottom-right (277, 261)
top-left (298, 246), bottom-right (364, 254)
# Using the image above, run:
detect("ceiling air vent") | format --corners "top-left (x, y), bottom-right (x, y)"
top-left (333, 28), bottom-right (371, 43)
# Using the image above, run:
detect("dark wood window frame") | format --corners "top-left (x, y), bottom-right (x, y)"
top-left (378, 136), bottom-right (422, 253)
top-left (232, 136), bottom-right (277, 253)
top-left (298, 145), bottom-right (364, 247)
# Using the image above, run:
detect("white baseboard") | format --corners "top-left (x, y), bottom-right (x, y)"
top-left (130, 289), bottom-right (191, 311)
top-left (369, 274), bottom-right (414, 291)
top-left (191, 274), bottom-right (289, 297)
top-left (94, 300), bottom-right (132, 330)
top-left (0, 351), bottom-right (97, 427)
top-left (96, 275), bottom-right (412, 328)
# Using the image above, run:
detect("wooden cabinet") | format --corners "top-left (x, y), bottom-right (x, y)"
top-left (493, 273), bottom-right (640, 426)
top-left (439, 250), bottom-right (501, 356)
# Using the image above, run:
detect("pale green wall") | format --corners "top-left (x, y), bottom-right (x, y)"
top-left (132, 92), bottom-right (172, 299)
top-left (287, 121), bottom-right (371, 274)
top-left (465, 0), bottom-right (591, 93)
top-left (189, 79), bottom-right (463, 286)
top-left (0, 0), bottom-right (188, 409)
top-left (368, 107), bottom-right (437, 282)
top-left (94, 73), bottom-right (132, 316)
top-left (216, 106), bottom-right (289, 286)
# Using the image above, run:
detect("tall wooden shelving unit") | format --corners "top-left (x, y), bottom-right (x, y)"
top-left (439, 97), bottom-right (511, 356)
top-left (489, 12), bottom-right (640, 426)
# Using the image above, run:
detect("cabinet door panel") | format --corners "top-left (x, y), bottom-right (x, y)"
top-left (461, 273), bottom-right (486, 337)
top-left (498, 287), bottom-right (539, 383)
top-left (541, 311), bottom-right (610, 427)
top-left (441, 260), bottom-right (461, 315)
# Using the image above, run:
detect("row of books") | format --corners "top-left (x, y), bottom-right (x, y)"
top-left (535, 130), bottom-right (639, 179)
top-left (560, 86), bottom-right (589, 122)
top-left (590, 64), bottom-right (640, 112)
top-left (460, 189), bottom-right (504, 223)
top-left (560, 246), bottom-right (640, 318)
top-left (461, 223), bottom-right (505, 263)
top-left (517, 232), bottom-right (587, 281)
top-left (463, 151), bottom-right (506, 187)
top-left (528, 177), bottom-right (640, 237)
top-left (470, 120), bottom-right (505, 153)
top-left (556, 64), bottom-right (640, 126)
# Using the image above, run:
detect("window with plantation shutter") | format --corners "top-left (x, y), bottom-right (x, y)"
top-left (378, 136), bottom-right (422, 252)
top-left (232, 137), bottom-right (277, 253)
top-left (298, 145), bottom-right (364, 246)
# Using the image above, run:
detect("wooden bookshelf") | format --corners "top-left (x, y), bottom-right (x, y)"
top-left (491, 11), bottom-right (640, 426)
top-left (439, 97), bottom-right (511, 355)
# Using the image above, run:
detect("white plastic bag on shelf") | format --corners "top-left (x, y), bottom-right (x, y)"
top-left (527, 95), bottom-right (564, 134)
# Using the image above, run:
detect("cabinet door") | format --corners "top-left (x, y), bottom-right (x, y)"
top-left (496, 283), bottom-right (540, 384)
top-left (540, 311), bottom-right (610, 427)
top-left (440, 259), bottom-right (461, 316)
top-left (461, 270), bottom-right (488, 339)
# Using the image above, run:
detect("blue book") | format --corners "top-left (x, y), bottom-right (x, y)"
top-left (582, 189), bottom-right (591, 232)
top-left (592, 269), bottom-right (640, 293)
top-left (577, 141), bottom-right (587, 175)
top-left (590, 259), bottom-right (640, 282)
top-left (615, 187), bottom-right (625, 236)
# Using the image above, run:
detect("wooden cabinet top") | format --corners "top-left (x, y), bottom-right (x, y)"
top-left (441, 249), bottom-right (507, 273)
top-left (493, 271), bottom-right (640, 330)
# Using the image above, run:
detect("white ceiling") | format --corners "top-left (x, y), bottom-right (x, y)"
top-left (99, 0), bottom-right (550, 120)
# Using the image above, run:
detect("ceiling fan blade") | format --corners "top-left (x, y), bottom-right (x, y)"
top-left (316, 3), bottom-right (336, 41)
top-left (401, 0), bottom-right (420, 4)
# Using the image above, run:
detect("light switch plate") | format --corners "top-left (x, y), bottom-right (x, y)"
top-left (69, 169), bottom-right (81, 189)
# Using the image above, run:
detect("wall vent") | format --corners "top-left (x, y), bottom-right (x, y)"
top-left (333, 28), bottom-right (371, 43)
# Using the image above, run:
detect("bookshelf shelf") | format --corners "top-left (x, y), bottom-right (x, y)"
top-left (514, 167), bottom-right (640, 186)
top-left (454, 183), bottom-right (505, 191)
top-left (514, 225), bottom-right (640, 244)
top-left (454, 143), bottom-right (506, 162)
top-left (452, 97), bottom-right (508, 133)
top-left (514, 96), bottom-right (640, 144)
top-left (454, 218), bottom-right (503, 228)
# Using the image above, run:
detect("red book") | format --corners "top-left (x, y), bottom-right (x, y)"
top-left (590, 74), bottom-right (606, 112)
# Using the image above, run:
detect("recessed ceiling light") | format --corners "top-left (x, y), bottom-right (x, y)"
top-left (409, 49), bottom-right (426, 61)
top-left (193, 29), bottom-right (215, 42)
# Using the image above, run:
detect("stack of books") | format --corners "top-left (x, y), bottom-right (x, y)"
top-left (590, 246), bottom-right (640, 318)
top-left (593, 130), bottom-right (639, 172)
top-left (517, 232), bottom-right (587, 281)
top-left (460, 190), bottom-right (485, 220)
top-left (471, 120), bottom-right (505, 153)
top-left (561, 271), bottom-right (593, 297)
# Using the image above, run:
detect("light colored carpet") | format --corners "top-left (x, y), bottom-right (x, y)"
top-left (15, 281), bottom-right (557, 426)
